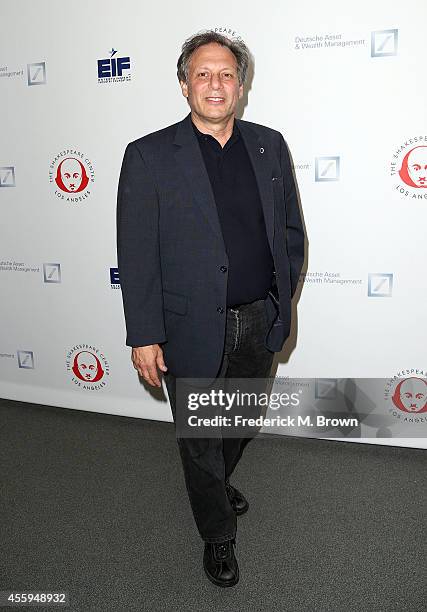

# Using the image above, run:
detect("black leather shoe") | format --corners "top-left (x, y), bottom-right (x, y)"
top-left (225, 479), bottom-right (249, 516)
top-left (203, 538), bottom-right (239, 587)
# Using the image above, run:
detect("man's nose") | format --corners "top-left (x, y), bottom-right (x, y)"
top-left (209, 73), bottom-right (222, 88)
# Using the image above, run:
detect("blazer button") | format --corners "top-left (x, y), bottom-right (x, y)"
top-left (220, 265), bottom-right (227, 273)
top-left (217, 307), bottom-right (224, 314)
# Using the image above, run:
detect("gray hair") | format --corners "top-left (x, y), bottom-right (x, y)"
top-left (177, 30), bottom-right (250, 86)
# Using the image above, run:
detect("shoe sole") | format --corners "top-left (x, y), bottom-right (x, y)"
top-left (234, 502), bottom-right (249, 516)
top-left (203, 560), bottom-right (240, 588)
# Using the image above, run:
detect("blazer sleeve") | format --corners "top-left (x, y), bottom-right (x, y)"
top-left (279, 134), bottom-right (305, 298)
top-left (116, 141), bottom-right (166, 347)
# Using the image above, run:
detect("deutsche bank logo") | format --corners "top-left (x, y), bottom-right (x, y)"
top-left (27, 62), bottom-right (47, 86)
top-left (368, 273), bottom-right (393, 297)
top-left (17, 350), bottom-right (35, 369)
top-left (315, 379), bottom-right (337, 400)
top-left (98, 48), bottom-right (131, 80)
top-left (0, 166), bottom-right (16, 187)
top-left (43, 263), bottom-right (61, 283)
top-left (371, 29), bottom-right (398, 57)
top-left (315, 156), bottom-right (340, 182)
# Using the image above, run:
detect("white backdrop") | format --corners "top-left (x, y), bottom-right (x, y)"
top-left (1, 0), bottom-right (426, 448)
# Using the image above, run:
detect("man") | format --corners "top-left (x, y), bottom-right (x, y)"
top-left (116, 30), bottom-right (305, 588)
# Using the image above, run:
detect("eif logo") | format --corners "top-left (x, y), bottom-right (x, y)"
top-left (315, 156), bottom-right (340, 182)
top-left (97, 48), bottom-right (131, 83)
top-left (371, 29), bottom-right (398, 57)
top-left (110, 267), bottom-right (120, 288)
top-left (17, 350), bottom-right (35, 369)
top-left (0, 166), bottom-right (15, 187)
top-left (27, 61), bottom-right (47, 85)
top-left (368, 273), bottom-right (393, 297)
top-left (43, 263), bottom-right (61, 283)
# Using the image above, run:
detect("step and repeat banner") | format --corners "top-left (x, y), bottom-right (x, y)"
top-left (1, 0), bottom-right (426, 448)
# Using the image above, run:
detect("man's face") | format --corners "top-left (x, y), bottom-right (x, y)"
top-left (180, 42), bottom-right (243, 123)
top-left (407, 146), bottom-right (427, 187)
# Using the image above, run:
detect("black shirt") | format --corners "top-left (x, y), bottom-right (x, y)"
top-left (191, 118), bottom-right (274, 308)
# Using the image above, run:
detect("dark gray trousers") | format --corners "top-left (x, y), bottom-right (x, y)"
top-left (164, 298), bottom-right (274, 543)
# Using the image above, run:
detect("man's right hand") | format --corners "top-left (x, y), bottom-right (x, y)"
top-left (131, 344), bottom-right (168, 387)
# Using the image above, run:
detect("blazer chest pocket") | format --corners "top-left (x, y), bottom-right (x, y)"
top-left (163, 289), bottom-right (188, 315)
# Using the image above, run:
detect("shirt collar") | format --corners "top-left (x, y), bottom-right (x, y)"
top-left (191, 117), bottom-right (240, 143)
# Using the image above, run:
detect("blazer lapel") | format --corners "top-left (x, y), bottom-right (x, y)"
top-left (235, 118), bottom-right (275, 256)
top-left (173, 112), bottom-right (275, 256)
top-left (173, 113), bottom-right (226, 252)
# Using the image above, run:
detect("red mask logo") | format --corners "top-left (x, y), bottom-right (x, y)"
top-left (399, 146), bottom-right (427, 188)
top-left (55, 157), bottom-right (89, 193)
top-left (391, 377), bottom-right (427, 413)
top-left (72, 350), bottom-right (105, 383)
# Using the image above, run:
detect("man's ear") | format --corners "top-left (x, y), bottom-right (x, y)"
top-left (238, 83), bottom-right (244, 99)
top-left (179, 80), bottom-right (188, 98)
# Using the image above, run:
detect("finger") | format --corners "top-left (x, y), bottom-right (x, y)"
top-left (132, 358), bottom-right (149, 375)
top-left (147, 364), bottom-right (161, 387)
top-left (140, 367), bottom-right (157, 387)
top-left (156, 353), bottom-right (168, 372)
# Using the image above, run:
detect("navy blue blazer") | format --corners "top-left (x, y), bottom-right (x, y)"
top-left (116, 112), bottom-right (305, 382)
